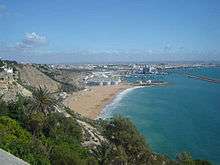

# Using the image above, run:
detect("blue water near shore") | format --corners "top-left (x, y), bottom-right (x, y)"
top-left (102, 67), bottom-right (220, 164)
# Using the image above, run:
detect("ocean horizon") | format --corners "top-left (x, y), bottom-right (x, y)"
top-left (101, 67), bottom-right (220, 165)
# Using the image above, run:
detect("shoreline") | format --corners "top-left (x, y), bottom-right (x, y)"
top-left (63, 83), bottom-right (168, 120)
top-left (63, 84), bottom-right (133, 119)
top-left (97, 85), bottom-right (147, 119)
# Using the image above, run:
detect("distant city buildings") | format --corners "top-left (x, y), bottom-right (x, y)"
top-left (85, 71), bottom-right (122, 86)
top-left (43, 62), bottom-right (218, 88)
top-left (133, 65), bottom-right (159, 74)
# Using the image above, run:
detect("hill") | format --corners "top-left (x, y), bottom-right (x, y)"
top-left (16, 64), bottom-right (61, 92)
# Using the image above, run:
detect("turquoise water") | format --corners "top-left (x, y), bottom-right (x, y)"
top-left (103, 67), bottom-right (220, 164)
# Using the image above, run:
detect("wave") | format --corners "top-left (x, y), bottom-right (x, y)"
top-left (97, 86), bottom-right (146, 119)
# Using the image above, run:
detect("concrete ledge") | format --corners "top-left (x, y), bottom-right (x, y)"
top-left (0, 149), bottom-right (29, 165)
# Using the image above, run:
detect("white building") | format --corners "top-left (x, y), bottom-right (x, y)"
top-left (4, 67), bottom-right (13, 74)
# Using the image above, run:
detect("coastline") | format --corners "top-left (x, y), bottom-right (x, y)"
top-left (63, 84), bottom-right (133, 119)
top-left (97, 86), bottom-right (147, 119)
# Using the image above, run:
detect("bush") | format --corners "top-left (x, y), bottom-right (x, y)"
top-left (60, 82), bottom-right (79, 93)
top-left (0, 99), bottom-right (8, 116)
top-left (177, 152), bottom-right (212, 165)
top-left (7, 95), bottom-right (29, 125)
top-left (103, 116), bottom-right (150, 164)
top-left (50, 142), bottom-right (88, 165)
top-left (92, 142), bottom-right (128, 165)
top-left (0, 116), bottom-right (50, 164)
top-left (43, 112), bottom-right (82, 143)
top-left (26, 112), bottom-right (46, 136)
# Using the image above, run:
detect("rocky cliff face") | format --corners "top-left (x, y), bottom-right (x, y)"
top-left (0, 82), bottom-right (32, 102)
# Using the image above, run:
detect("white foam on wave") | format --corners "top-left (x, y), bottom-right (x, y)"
top-left (97, 86), bottom-right (146, 119)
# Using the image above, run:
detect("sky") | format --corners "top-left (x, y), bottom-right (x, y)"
top-left (0, 0), bottom-right (220, 63)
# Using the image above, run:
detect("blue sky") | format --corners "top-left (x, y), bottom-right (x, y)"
top-left (0, 0), bottom-right (220, 63)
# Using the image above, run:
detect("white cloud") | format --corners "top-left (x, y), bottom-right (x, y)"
top-left (22, 32), bottom-right (47, 46)
top-left (0, 32), bottom-right (48, 54)
top-left (13, 32), bottom-right (48, 51)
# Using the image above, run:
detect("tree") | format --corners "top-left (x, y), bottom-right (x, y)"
top-left (26, 112), bottom-right (46, 136)
top-left (29, 86), bottom-right (57, 116)
top-left (109, 145), bottom-right (128, 165)
top-left (7, 94), bottom-right (29, 125)
top-left (0, 96), bottom-right (8, 116)
top-left (176, 152), bottom-right (212, 165)
top-left (43, 112), bottom-right (82, 142)
top-left (103, 116), bottom-right (150, 164)
top-left (92, 142), bottom-right (113, 165)
top-left (50, 142), bottom-right (93, 165)
top-left (0, 116), bottom-right (50, 164)
top-left (92, 142), bottom-right (128, 165)
top-left (0, 60), bottom-right (4, 67)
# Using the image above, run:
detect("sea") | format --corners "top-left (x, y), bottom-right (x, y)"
top-left (101, 67), bottom-right (220, 165)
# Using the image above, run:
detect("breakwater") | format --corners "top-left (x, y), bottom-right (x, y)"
top-left (184, 74), bottom-right (220, 84)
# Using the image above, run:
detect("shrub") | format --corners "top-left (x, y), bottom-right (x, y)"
top-left (26, 112), bottom-right (46, 136)
top-left (43, 112), bottom-right (82, 142)
top-left (7, 95), bottom-right (29, 125)
top-left (50, 142), bottom-right (93, 165)
top-left (0, 116), bottom-right (50, 164)
top-left (0, 99), bottom-right (8, 116)
top-left (103, 116), bottom-right (150, 164)
top-left (92, 142), bottom-right (128, 165)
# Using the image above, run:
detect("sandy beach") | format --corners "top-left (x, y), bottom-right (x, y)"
top-left (63, 84), bottom-right (132, 119)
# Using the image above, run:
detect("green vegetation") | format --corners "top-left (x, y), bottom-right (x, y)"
top-left (0, 87), bottom-right (213, 165)
top-left (59, 82), bottom-right (81, 93)
top-left (176, 152), bottom-right (212, 165)
top-left (102, 116), bottom-right (150, 164)
top-left (29, 86), bottom-right (57, 116)
top-left (0, 116), bottom-right (50, 164)
top-left (0, 59), bottom-right (17, 72)
top-left (0, 88), bottom-right (95, 164)
top-left (0, 60), bottom-right (4, 68)
top-left (0, 60), bottom-right (17, 73)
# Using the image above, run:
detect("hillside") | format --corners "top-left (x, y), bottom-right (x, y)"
top-left (16, 64), bottom-right (61, 92)
top-left (35, 64), bottom-right (88, 93)
top-left (0, 60), bottom-right (32, 101)
top-left (0, 82), bottom-right (32, 101)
